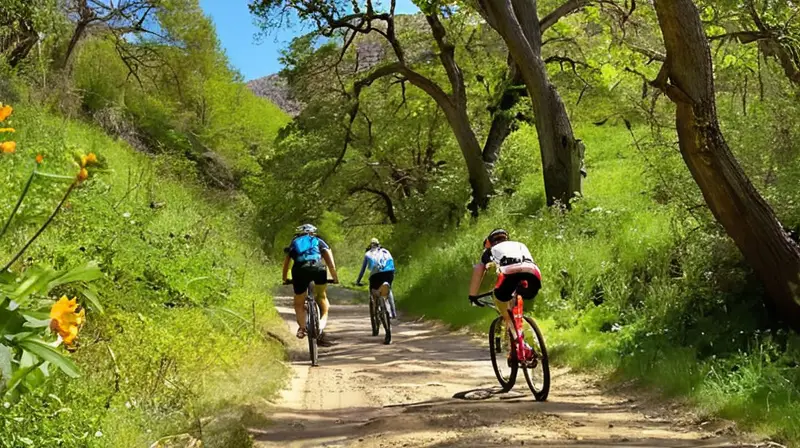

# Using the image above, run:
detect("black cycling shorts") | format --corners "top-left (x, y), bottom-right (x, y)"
top-left (291, 260), bottom-right (327, 295)
top-left (369, 270), bottom-right (395, 291)
top-left (494, 272), bottom-right (541, 303)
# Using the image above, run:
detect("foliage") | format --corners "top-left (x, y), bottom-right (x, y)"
top-left (0, 103), bottom-right (288, 447)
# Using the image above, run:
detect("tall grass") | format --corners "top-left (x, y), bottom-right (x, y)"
top-left (0, 105), bottom-right (288, 447)
top-left (390, 122), bottom-right (800, 444)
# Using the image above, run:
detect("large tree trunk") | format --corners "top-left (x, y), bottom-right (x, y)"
top-left (62, 20), bottom-right (89, 69)
top-left (5, 19), bottom-right (39, 68)
top-left (477, 0), bottom-right (584, 206)
top-left (441, 102), bottom-right (495, 212)
top-left (653, 0), bottom-right (800, 328)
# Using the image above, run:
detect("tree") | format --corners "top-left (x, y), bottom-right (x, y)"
top-left (0, 0), bottom-right (63, 68)
top-left (250, 0), bottom-right (501, 213)
top-left (61, 0), bottom-right (160, 69)
top-left (474, 0), bottom-right (586, 206)
top-left (651, 0), bottom-right (800, 327)
top-left (705, 0), bottom-right (800, 87)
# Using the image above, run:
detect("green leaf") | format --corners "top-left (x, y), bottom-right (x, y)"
top-left (46, 262), bottom-right (102, 292)
top-left (0, 344), bottom-right (12, 383)
top-left (80, 286), bottom-right (104, 314)
top-left (0, 302), bottom-right (25, 337)
top-left (17, 338), bottom-right (79, 378)
top-left (2, 363), bottom-right (40, 399)
top-left (22, 314), bottom-right (52, 329)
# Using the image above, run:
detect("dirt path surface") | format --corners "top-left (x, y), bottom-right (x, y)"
top-left (250, 291), bottom-right (755, 448)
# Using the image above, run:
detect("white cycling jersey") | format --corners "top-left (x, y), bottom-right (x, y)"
top-left (482, 241), bottom-right (538, 275)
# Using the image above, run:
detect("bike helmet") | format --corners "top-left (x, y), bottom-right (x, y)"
top-left (295, 223), bottom-right (317, 235)
top-left (484, 228), bottom-right (509, 248)
top-left (369, 237), bottom-right (380, 248)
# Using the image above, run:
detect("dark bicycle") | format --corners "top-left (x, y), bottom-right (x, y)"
top-left (474, 284), bottom-right (550, 401)
top-left (286, 278), bottom-right (334, 367)
top-left (368, 283), bottom-right (392, 345)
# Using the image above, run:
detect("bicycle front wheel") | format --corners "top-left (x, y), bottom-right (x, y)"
top-left (489, 317), bottom-right (517, 392)
top-left (519, 316), bottom-right (550, 401)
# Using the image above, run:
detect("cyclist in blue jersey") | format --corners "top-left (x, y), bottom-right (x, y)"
top-left (282, 224), bottom-right (340, 342)
top-left (356, 238), bottom-right (397, 319)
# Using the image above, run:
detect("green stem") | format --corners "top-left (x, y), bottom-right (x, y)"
top-left (0, 166), bottom-right (37, 241)
top-left (2, 180), bottom-right (77, 273)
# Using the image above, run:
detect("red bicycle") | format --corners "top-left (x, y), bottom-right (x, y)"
top-left (475, 285), bottom-right (550, 401)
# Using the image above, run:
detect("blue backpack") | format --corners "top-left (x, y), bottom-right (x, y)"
top-left (290, 235), bottom-right (323, 263)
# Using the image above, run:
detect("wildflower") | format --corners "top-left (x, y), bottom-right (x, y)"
top-left (0, 104), bottom-right (12, 122)
top-left (0, 128), bottom-right (14, 133)
top-left (80, 153), bottom-right (98, 168)
top-left (36, 154), bottom-right (44, 164)
top-left (0, 141), bottom-right (16, 153)
top-left (49, 296), bottom-right (86, 346)
top-left (78, 168), bottom-right (89, 182)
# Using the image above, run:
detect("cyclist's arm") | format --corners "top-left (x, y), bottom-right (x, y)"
top-left (469, 263), bottom-right (486, 296)
top-left (321, 249), bottom-right (339, 283)
top-left (282, 255), bottom-right (292, 283)
top-left (355, 255), bottom-right (368, 284)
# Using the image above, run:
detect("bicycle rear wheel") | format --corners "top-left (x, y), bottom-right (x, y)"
top-left (489, 317), bottom-right (517, 391)
top-left (519, 316), bottom-right (550, 401)
top-left (369, 296), bottom-right (379, 336)
top-left (379, 297), bottom-right (391, 345)
top-left (307, 301), bottom-right (319, 367)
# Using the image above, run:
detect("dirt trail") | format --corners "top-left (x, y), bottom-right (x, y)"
top-left (250, 290), bottom-right (755, 448)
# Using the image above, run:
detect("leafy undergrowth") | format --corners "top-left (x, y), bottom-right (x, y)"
top-left (392, 123), bottom-right (800, 444)
top-left (0, 105), bottom-right (288, 447)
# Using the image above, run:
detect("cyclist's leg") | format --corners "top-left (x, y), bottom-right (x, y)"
top-left (382, 270), bottom-right (397, 318)
top-left (314, 283), bottom-right (329, 330)
top-left (494, 273), bottom-right (517, 338)
top-left (291, 265), bottom-right (310, 337)
top-left (388, 288), bottom-right (397, 318)
top-left (311, 266), bottom-right (330, 331)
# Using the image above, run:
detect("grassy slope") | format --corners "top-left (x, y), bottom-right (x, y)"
top-left (393, 123), bottom-right (800, 443)
top-left (0, 103), bottom-right (290, 447)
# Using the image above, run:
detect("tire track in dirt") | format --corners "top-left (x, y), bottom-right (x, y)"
top-left (250, 289), bottom-right (756, 448)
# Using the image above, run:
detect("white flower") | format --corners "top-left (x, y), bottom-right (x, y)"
top-left (125, 401), bottom-right (132, 409)
top-left (3, 402), bottom-right (10, 408)
top-left (611, 323), bottom-right (622, 332)
top-left (122, 212), bottom-right (131, 218)
top-left (95, 431), bottom-right (103, 438)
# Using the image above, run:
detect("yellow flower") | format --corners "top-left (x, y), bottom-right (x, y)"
top-left (0, 141), bottom-right (16, 153)
top-left (80, 155), bottom-right (87, 167)
top-left (85, 153), bottom-right (97, 164)
top-left (77, 167), bottom-right (89, 182)
top-left (0, 104), bottom-right (12, 122)
top-left (0, 128), bottom-right (14, 133)
top-left (49, 296), bottom-right (86, 346)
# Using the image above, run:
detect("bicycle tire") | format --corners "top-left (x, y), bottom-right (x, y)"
top-left (369, 296), bottom-right (379, 336)
top-left (380, 297), bottom-right (391, 345)
top-left (489, 316), bottom-right (517, 392)
top-left (307, 301), bottom-right (319, 367)
top-left (519, 316), bottom-right (550, 401)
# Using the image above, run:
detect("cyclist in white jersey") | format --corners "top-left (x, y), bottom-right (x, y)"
top-left (468, 229), bottom-right (542, 331)
top-left (356, 238), bottom-right (397, 319)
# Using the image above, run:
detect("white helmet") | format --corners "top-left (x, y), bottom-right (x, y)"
top-left (295, 223), bottom-right (317, 235)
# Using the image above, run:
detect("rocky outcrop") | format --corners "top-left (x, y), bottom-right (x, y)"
top-left (247, 74), bottom-right (303, 117)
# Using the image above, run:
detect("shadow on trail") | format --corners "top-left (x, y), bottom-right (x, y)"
top-left (258, 292), bottom-right (742, 448)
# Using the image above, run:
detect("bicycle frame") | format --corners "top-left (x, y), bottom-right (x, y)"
top-left (476, 292), bottom-right (527, 361)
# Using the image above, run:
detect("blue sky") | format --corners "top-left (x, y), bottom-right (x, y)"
top-left (199, 0), bottom-right (420, 81)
